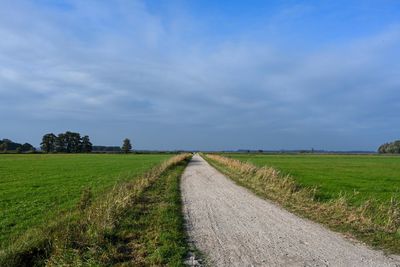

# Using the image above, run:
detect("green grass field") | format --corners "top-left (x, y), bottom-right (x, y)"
top-left (0, 154), bottom-right (172, 248)
top-left (226, 154), bottom-right (400, 204)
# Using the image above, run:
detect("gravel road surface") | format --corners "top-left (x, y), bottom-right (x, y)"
top-left (181, 154), bottom-right (400, 267)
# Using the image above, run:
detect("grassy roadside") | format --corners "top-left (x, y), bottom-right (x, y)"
top-left (1, 154), bottom-right (192, 266)
top-left (204, 154), bottom-right (400, 255)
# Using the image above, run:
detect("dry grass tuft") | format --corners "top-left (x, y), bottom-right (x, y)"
top-left (206, 154), bottom-right (400, 254)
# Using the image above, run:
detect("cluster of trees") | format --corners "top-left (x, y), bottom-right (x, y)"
top-left (41, 132), bottom-right (93, 153)
top-left (0, 139), bottom-right (35, 153)
top-left (378, 140), bottom-right (400, 154)
top-left (40, 132), bottom-right (133, 154)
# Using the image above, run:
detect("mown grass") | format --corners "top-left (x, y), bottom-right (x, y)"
top-left (224, 153), bottom-right (400, 204)
top-left (205, 154), bottom-right (400, 254)
top-left (1, 153), bottom-right (191, 266)
top-left (0, 154), bottom-right (171, 249)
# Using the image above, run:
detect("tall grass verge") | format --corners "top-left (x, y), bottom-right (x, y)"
top-left (1, 153), bottom-right (192, 266)
top-left (205, 154), bottom-right (400, 254)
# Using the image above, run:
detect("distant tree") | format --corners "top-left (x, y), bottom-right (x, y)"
top-left (41, 133), bottom-right (57, 153)
top-left (378, 140), bottom-right (400, 154)
top-left (391, 141), bottom-right (400, 153)
top-left (55, 132), bottom-right (82, 153)
top-left (0, 139), bottom-right (34, 152)
top-left (55, 133), bottom-right (67, 152)
top-left (395, 141), bottom-right (400, 150)
top-left (21, 143), bottom-right (34, 152)
top-left (72, 132), bottom-right (82, 152)
top-left (0, 139), bottom-right (13, 152)
top-left (81, 135), bottom-right (93, 153)
top-left (122, 138), bottom-right (132, 153)
top-left (66, 131), bottom-right (82, 153)
top-left (0, 141), bottom-right (8, 152)
top-left (378, 143), bottom-right (388, 153)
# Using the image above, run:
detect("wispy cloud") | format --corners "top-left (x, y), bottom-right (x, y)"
top-left (0, 0), bottom-right (399, 150)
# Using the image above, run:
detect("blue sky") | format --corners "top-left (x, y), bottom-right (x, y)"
top-left (1, 0), bottom-right (399, 150)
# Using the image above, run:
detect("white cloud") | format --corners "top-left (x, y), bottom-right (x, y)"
top-left (0, 1), bottom-right (399, 150)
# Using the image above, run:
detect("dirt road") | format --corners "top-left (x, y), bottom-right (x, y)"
top-left (181, 154), bottom-right (400, 266)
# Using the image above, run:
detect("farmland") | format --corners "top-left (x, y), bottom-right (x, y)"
top-left (0, 153), bottom-right (172, 248)
top-left (2, 152), bottom-right (400, 265)
top-left (225, 154), bottom-right (400, 205)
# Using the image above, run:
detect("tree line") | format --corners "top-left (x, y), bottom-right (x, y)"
top-left (40, 132), bottom-right (133, 153)
top-left (92, 146), bottom-right (122, 152)
top-left (41, 131), bottom-right (93, 153)
top-left (0, 139), bottom-right (35, 153)
top-left (378, 140), bottom-right (400, 154)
